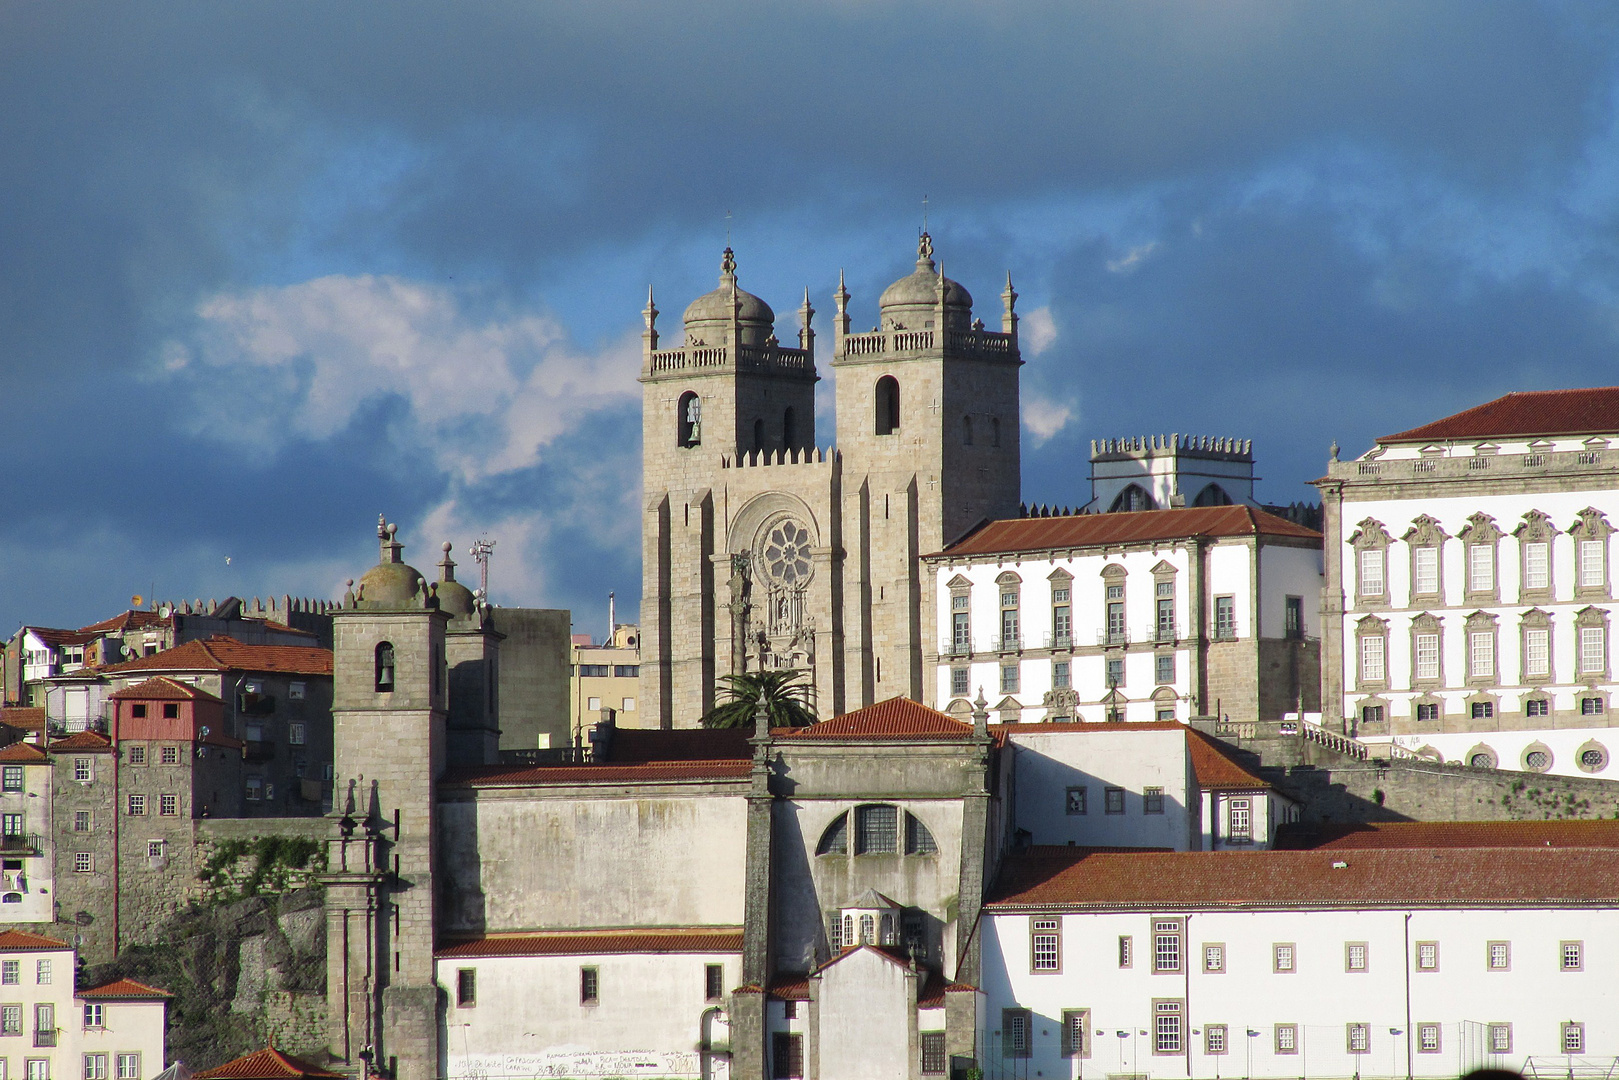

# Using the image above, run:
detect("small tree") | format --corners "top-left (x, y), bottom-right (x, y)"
top-left (700, 669), bottom-right (817, 729)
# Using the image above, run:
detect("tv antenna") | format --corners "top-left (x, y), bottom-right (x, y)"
top-left (469, 538), bottom-right (496, 602)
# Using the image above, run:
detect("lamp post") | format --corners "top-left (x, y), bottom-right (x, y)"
top-left (1246, 1028), bottom-right (1260, 1080)
top-left (1118, 1030), bottom-right (1129, 1077)
top-left (1389, 1027), bottom-right (1403, 1080)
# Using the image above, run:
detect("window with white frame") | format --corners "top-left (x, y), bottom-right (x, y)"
top-left (1524, 541), bottom-right (1550, 590)
top-left (1205, 1025), bottom-right (1228, 1055)
top-left (1227, 798), bottom-right (1251, 841)
top-left (1580, 538), bottom-right (1607, 589)
top-left (1563, 1024), bottom-right (1585, 1054)
top-left (1051, 585), bottom-right (1072, 646)
top-left (73, 759), bottom-right (90, 783)
top-left (1031, 918), bottom-right (1060, 972)
top-left (1413, 546), bottom-right (1439, 594)
top-left (1062, 1010), bottom-right (1089, 1058)
top-left (1561, 941), bottom-right (1583, 970)
top-left (1469, 630), bottom-right (1495, 678)
top-left (1347, 1023), bottom-right (1370, 1054)
top-left (1414, 632), bottom-right (1440, 681)
top-left (1155, 653), bottom-right (1174, 683)
top-left (1360, 634), bottom-right (1385, 683)
top-left (1468, 544), bottom-right (1495, 593)
top-left (82, 1003), bottom-right (103, 1028)
top-left (1487, 941), bottom-right (1510, 970)
top-left (1581, 625), bottom-right (1606, 675)
top-left (83, 1056), bottom-right (107, 1080)
top-left (1418, 1024), bottom-right (1440, 1053)
top-left (1153, 920), bottom-right (1182, 972)
top-left (951, 594), bottom-right (971, 653)
top-left (999, 587), bottom-right (1020, 648)
top-left (1345, 942), bottom-right (1368, 971)
top-left (1154, 1000), bottom-right (1183, 1053)
top-left (115, 1056), bottom-right (138, 1080)
top-left (1203, 943), bottom-right (1224, 973)
top-left (34, 961), bottom-right (48, 986)
top-left (1275, 1024), bottom-right (1298, 1053)
top-left (1415, 942), bottom-right (1438, 971)
top-left (1525, 626), bottom-right (1551, 680)
top-left (1360, 548), bottom-right (1385, 598)
top-left (1051, 660), bottom-right (1070, 689)
top-left (1489, 1024), bottom-right (1512, 1053)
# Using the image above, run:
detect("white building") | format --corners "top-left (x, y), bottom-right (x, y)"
top-left (0, 745), bottom-right (52, 923)
top-left (980, 824), bottom-right (1619, 1079)
top-left (925, 506), bottom-right (1322, 725)
top-left (1319, 386), bottom-right (1619, 776)
top-left (1088, 435), bottom-right (1258, 514)
top-left (0, 930), bottom-right (168, 1080)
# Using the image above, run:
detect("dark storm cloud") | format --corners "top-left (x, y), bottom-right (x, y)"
top-left (4, 1), bottom-right (1619, 630)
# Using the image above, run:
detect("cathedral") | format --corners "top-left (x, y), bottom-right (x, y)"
top-left (639, 235), bottom-right (1023, 725)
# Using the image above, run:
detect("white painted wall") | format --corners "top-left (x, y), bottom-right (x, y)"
top-left (0, 762), bottom-right (54, 923)
top-left (815, 948), bottom-right (914, 1080)
top-left (1004, 728), bottom-right (1193, 849)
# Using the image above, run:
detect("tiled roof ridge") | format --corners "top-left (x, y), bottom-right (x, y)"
top-left (1382, 386), bottom-right (1619, 443)
top-left (194, 1047), bottom-right (345, 1080)
top-left (109, 675), bottom-right (223, 702)
top-left (0, 929), bottom-right (70, 950)
top-left (78, 977), bottom-right (171, 999)
top-left (1185, 728), bottom-right (1271, 790)
top-left (933, 504), bottom-right (1320, 560)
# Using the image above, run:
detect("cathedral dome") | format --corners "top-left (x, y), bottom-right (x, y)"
top-left (683, 247), bottom-right (777, 330)
top-left (357, 521), bottom-right (426, 609)
top-left (878, 233), bottom-right (972, 314)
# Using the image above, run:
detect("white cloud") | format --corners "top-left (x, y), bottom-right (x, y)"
top-left (1022, 394), bottom-right (1075, 445)
top-left (1106, 241), bottom-right (1160, 274)
top-left (1021, 306), bottom-right (1058, 356)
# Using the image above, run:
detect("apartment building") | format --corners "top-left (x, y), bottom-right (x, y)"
top-left (570, 624), bottom-right (642, 736)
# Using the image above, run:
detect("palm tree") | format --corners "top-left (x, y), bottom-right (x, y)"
top-left (699, 669), bottom-right (818, 729)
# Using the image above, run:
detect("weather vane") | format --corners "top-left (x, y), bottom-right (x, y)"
top-left (469, 538), bottom-right (496, 602)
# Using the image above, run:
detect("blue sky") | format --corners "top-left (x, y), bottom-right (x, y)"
top-left (5, 1), bottom-right (1619, 636)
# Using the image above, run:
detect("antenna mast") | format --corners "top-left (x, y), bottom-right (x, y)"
top-left (469, 538), bottom-right (496, 602)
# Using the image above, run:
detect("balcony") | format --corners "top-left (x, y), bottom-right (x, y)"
top-left (33, 1029), bottom-right (56, 1048)
top-left (1150, 625), bottom-right (1178, 644)
top-left (990, 635), bottom-right (1023, 654)
top-left (1096, 629), bottom-right (1129, 647)
top-left (1044, 631), bottom-right (1074, 650)
top-left (940, 640), bottom-right (974, 659)
top-left (0, 834), bottom-right (41, 856)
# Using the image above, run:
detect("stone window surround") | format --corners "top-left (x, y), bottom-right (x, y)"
top-left (1403, 515), bottom-right (1448, 605)
top-left (1577, 688), bottom-right (1611, 717)
top-left (1459, 512), bottom-right (1504, 605)
top-left (1570, 508), bottom-right (1614, 601)
top-left (1349, 518), bottom-right (1392, 610)
top-left (1575, 738), bottom-right (1610, 774)
top-left (996, 571), bottom-right (1023, 653)
top-left (1574, 606), bottom-right (1610, 681)
top-left (1048, 567), bottom-right (1074, 650)
top-left (1408, 612), bottom-right (1444, 690)
top-left (1465, 743), bottom-right (1498, 769)
top-left (1464, 611), bottom-right (1499, 686)
top-left (1521, 740), bottom-right (1555, 773)
top-left (1463, 689), bottom-right (1500, 721)
top-left (1520, 608), bottom-right (1555, 686)
top-left (1354, 616), bottom-right (1389, 692)
top-left (946, 574), bottom-right (973, 656)
top-left (1152, 561), bottom-right (1178, 641)
top-left (1354, 696), bottom-right (1390, 732)
top-left (1410, 691), bottom-right (1443, 723)
top-left (1521, 690), bottom-right (1552, 719)
top-left (1514, 511), bottom-right (1558, 604)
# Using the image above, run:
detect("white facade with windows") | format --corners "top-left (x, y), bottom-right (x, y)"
top-left (1320, 388), bottom-right (1619, 777)
top-left (0, 750), bottom-right (52, 924)
top-left (980, 846), bottom-right (1619, 1079)
top-left (926, 507), bottom-right (1321, 724)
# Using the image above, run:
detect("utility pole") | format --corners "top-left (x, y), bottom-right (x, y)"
top-left (469, 539), bottom-right (496, 602)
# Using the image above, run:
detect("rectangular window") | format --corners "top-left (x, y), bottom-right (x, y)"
top-left (130, 704), bottom-right (147, 719)
top-left (147, 840), bottom-right (164, 859)
top-left (1105, 657), bottom-right (1123, 687)
top-left (1362, 704), bottom-right (1384, 725)
top-left (1361, 635), bottom-right (1385, 683)
top-left (1469, 545), bottom-right (1495, 592)
top-left (159, 746), bottom-right (178, 765)
top-left (1153, 920), bottom-right (1182, 973)
top-left (705, 964), bottom-right (724, 1003)
top-left (1413, 546), bottom-right (1439, 594)
top-left (1106, 584), bottom-right (1124, 601)
top-left (1052, 603), bottom-right (1072, 645)
top-left (1003, 1008), bottom-right (1032, 1058)
top-left (1228, 798), bottom-right (1251, 841)
top-left (0, 768), bottom-right (21, 794)
top-left (772, 1032), bottom-right (804, 1079)
top-left (950, 668), bottom-right (968, 697)
top-left (1345, 942), bottom-right (1368, 972)
top-left (245, 777), bottom-right (263, 801)
top-left (1, 815), bottom-right (20, 838)
top-left (1347, 1023), bottom-right (1370, 1054)
top-left (1205, 1024), bottom-right (1228, 1055)
top-left (1416, 942), bottom-right (1438, 971)
top-left (127, 794), bottom-right (145, 816)
top-left (1489, 1024), bottom-right (1512, 1054)
top-left (34, 1004), bottom-right (52, 1041)
top-left (1469, 631), bottom-right (1494, 678)
top-left (1118, 936), bottom-right (1132, 968)
top-left (289, 723), bottom-right (306, 746)
top-left (1157, 598), bottom-right (1175, 639)
top-left (1203, 943), bottom-right (1224, 973)
top-left (1561, 941), bottom-right (1583, 971)
top-left (1104, 787), bottom-right (1125, 815)
top-left (161, 703), bottom-right (179, 720)
top-left (1153, 1000), bottom-right (1183, 1054)
top-left (1106, 601), bottom-right (1125, 642)
top-left (1273, 943), bottom-right (1295, 973)
top-left (1471, 701), bottom-right (1494, 719)
top-left (1285, 595), bottom-right (1304, 638)
top-left (1000, 665), bottom-right (1019, 693)
top-left (1155, 653), bottom-right (1174, 683)
top-left (127, 745), bottom-right (145, 765)
top-left (26, 1062), bottom-right (46, 1080)
top-left (1214, 596), bottom-right (1236, 638)
top-left (1418, 1024), bottom-right (1441, 1053)
top-left (33, 961), bottom-right (48, 986)
top-left (1488, 941), bottom-right (1510, 970)
top-left (1143, 787), bottom-right (1164, 814)
top-left (951, 611), bottom-right (970, 652)
top-left (1582, 626), bottom-right (1606, 674)
top-left (1052, 660), bottom-right (1070, 689)
top-left (1000, 608), bottom-right (1019, 646)
top-left (0, 963), bottom-right (16, 986)
top-left (455, 969), bottom-right (475, 1007)
top-left (1417, 702), bottom-right (1439, 721)
top-left (1062, 1010), bottom-right (1089, 1058)
top-left (1065, 786), bottom-right (1086, 815)
top-left (159, 795), bottom-right (178, 816)
top-left (1581, 539), bottom-right (1606, 588)
top-left (1526, 697), bottom-right (1549, 717)
top-left (72, 812), bottom-right (90, 834)
top-left (1360, 548), bottom-right (1385, 596)
top-left (1415, 633), bottom-right (1439, 680)
top-left (73, 853), bottom-right (92, 874)
top-left (580, 966), bottom-right (599, 1005)
top-left (1276, 1024), bottom-right (1298, 1054)
top-left (1525, 627), bottom-right (1550, 679)
top-left (1525, 542), bottom-right (1550, 590)
top-left (920, 1032), bottom-right (947, 1074)
top-left (72, 759), bottom-right (90, 783)
top-left (1031, 918), bottom-right (1061, 972)
top-left (116, 1057), bottom-right (138, 1080)
top-left (1582, 697), bottom-right (1606, 715)
top-left (1563, 1023), bottom-right (1585, 1054)
top-left (855, 805), bottom-right (897, 854)
top-left (1, 1004), bottom-right (19, 1034)
top-left (82, 1057), bottom-right (106, 1080)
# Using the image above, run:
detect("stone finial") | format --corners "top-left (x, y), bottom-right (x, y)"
top-left (439, 541), bottom-right (457, 583)
top-left (1330, 440), bottom-right (1341, 463)
top-left (917, 230), bottom-right (934, 266)
top-left (342, 580), bottom-right (356, 609)
top-left (641, 285), bottom-right (659, 355)
top-left (721, 246), bottom-right (737, 280)
top-left (972, 689), bottom-right (989, 737)
top-left (1002, 271), bottom-right (1018, 337)
top-left (754, 689), bottom-right (771, 738)
top-left (378, 519), bottom-right (403, 564)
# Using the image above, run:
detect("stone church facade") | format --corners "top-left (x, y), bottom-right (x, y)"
top-left (640, 237), bottom-right (1023, 726)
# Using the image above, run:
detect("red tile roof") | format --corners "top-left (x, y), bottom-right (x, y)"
top-left (77, 611), bottom-right (172, 634)
top-left (0, 930), bottom-right (69, 951)
top-left (1383, 387), bottom-right (1619, 443)
top-left (437, 928), bottom-right (744, 958)
top-left (767, 975), bottom-right (811, 1000)
top-left (780, 697), bottom-right (975, 739)
top-left (986, 846), bottom-right (1619, 910)
top-left (101, 638), bottom-right (332, 677)
top-left (1186, 730), bottom-right (1270, 791)
top-left (443, 760), bottom-right (752, 787)
top-left (23, 627), bottom-right (96, 648)
top-left (194, 1049), bottom-right (345, 1080)
top-left (936, 505), bottom-right (1320, 559)
top-left (49, 731), bottom-right (113, 752)
top-left (1275, 819), bottom-right (1619, 851)
top-left (0, 709), bottom-right (45, 733)
top-left (79, 978), bottom-right (170, 1000)
top-left (0, 744), bottom-right (48, 764)
top-left (109, 676), bottom-right (222, 703)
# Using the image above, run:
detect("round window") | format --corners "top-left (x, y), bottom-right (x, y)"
top-left (1469, 753), bottom-right (1493, 768)
top-left (763, 520), bottom-right (814, 586)
top-left (1582, 748), bottom-right (1606, 769)
top-left (1525, 750), bottom-right (1550, 771)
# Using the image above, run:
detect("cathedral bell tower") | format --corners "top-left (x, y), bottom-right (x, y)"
top-left (322, 519), bottom-right (448, 1080)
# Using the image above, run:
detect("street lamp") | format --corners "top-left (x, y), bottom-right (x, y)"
top-left (1117, 1030), bottom-right (1129, 1076)
top-left (1389, 1028), bottom-right (1403, 1080)
top-left (1246, 1028), bottom-right (1261, 1080)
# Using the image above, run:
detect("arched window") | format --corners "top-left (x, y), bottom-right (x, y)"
top-left (962, 416), bottom-right (973, 446)
top-left (374, 642), bottom-right (395, 693)
top-left (815, 813), bottom-right (848, 854)
top-left (677, 391), bottom-right (702, 447)
top-left (874, 376), bottom-right (900, 436)
top-left (783, 407), bottom-right (796, 448)
top-left (0, 894), bottom-right (19, 905)
top-left (842, 914), bottom-right (854, 946)
top-left (859, 914), bottom-right (875, 944)
top-left (1193, 483), bottom-right (1232, 507)
top-left (1109, 484), bottom-right (1156, 513)
top-left (991, 417), bottom-right (1001, 448)
top-left (753, 418), bottom-right (765, 452)
top-left (905, 812), bottom-right (938, 855)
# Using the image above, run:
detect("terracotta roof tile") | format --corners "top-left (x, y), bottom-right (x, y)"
top-left (79, 978), bottom-right (170, 1000)
top-left (0, 744), bottom-right (48, 764)
top-left (437, 928), bottom-right (744, 958)
top-left (936, 505), bottom-right (1320, 559)
top-left (0, 929), bottom-right (69, 951)
top-left (0, 709), bottom-right (45, 732)
top-left (767, 975), bottom-right (811, 1000)
top-left (194, 1049), bottom-right (346, 1080)
top-left (49, 731), bottom-right (113, 752)
top-left (1275, 819), bottom-right (1619, 851)
top-left (1383, 387), bottom-right (1619, 443)
top-left (917, 972), bottom-right (975, 1007)
top-left (23, 627), bottom-right (97, 648)
top-left (986, 846), bottom-right (1619, 910)
top-left (77, 611), bottom-right (172, 634)
top-left (101, 638), bottom-right (331, 677)
top-left (1186, 730), bottom-right (1270, 790)
top-left (781, 697), bottom-right (975, 739)
top-left (442, 760), bottom-right (752, 787)
top-left (109, 676), bottom-right (223, 703)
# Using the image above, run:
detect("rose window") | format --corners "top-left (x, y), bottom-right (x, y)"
top-left (763, 521), bottom-right (813, 586)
